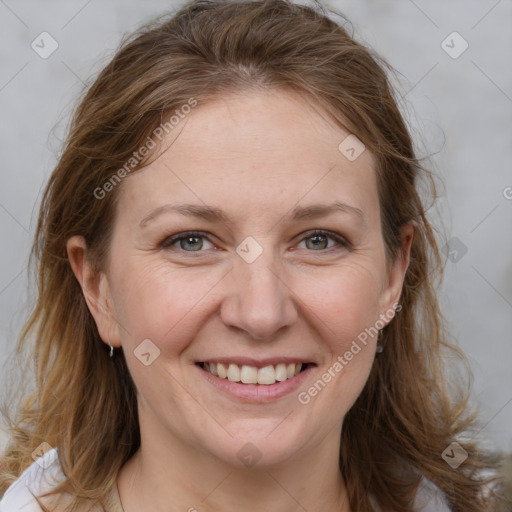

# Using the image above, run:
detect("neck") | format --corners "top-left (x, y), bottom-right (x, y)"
top-left (117, 421), bottom-right (351, 512)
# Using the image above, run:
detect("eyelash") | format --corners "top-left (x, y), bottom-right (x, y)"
top-left (160, 229), bottom-right (351, 254)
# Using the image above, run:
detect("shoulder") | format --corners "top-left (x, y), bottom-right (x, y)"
top-left (0, 450), bottom-right (122, 512)
top-left (0, 448), bottom-right (64, 512)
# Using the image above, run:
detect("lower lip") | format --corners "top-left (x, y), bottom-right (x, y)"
top-left (197, 364), bottom-right (314, 403)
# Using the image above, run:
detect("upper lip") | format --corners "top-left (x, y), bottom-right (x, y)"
top-left (197, 357), bottom-right (315, 368)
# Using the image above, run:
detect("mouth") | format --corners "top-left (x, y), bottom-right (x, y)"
top-left (196, 361), bottom-right (313, 385)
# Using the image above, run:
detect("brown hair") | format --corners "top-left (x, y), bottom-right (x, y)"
top-left (0, 0), bottom-right (500, 510)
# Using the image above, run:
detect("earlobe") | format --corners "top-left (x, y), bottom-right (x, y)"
top-left (66, 236), bottom-right (119, 348)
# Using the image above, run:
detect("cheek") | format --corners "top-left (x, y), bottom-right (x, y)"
top-left (108, 261), bottom-right (216, 404)
top-left (110, 258), bottom-right (222, 350)
top-left (300, 261), bottom-right (384, 344)
top-left (111, 252), bottom-right (385, 349)
top-left (294, 265), bottom-right (381, 413)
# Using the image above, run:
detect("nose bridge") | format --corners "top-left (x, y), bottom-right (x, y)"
top-left (220, 243), bottom-right (297, 340)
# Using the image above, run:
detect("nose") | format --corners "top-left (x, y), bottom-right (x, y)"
top-left (220, 252), bottom-right (298, 341)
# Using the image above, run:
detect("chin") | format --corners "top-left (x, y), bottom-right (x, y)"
top-left (198, 424), bottom-right (307, 469)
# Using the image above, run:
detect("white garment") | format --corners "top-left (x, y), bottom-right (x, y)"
top-left (0, 448), bottom-right (62, 511)
top-left (0, 448), bottom-right (452, 511)
top-left (410, 477), bottom-right (452, 511)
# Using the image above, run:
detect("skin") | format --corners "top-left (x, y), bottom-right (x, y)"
top-left (68, 89), bottom-right (413, 512)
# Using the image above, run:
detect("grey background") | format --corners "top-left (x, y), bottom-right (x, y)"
top-left (1, 0), bottom-right (511, 453)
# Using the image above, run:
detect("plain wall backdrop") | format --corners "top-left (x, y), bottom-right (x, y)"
top-left (1, 0), bottom-right (511, 455)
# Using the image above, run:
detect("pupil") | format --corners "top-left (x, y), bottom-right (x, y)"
top-left (182, 236), bottom-right (202, 251)
top-left (307, 235), bottom-right (327, 250)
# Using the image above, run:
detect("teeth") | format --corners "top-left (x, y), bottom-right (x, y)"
top-left (227, 363), bottom-right (240, 382)
top-left (203, 362), bottom-right (306, 385)
top-left (275, 363), bottom-right (287, 381)
top-left (209, 362), bottom-right (218, 376)
top-left (240, 365), bottom-right (258, 384)
top-left (217, 363), bottom-right (227, 379)
top-left (258, 365), bottom-right (276, 385)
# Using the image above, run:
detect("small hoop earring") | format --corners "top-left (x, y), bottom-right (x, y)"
top-left (376, 329), bottom-right (384, 353)
top-left (107, 330), bottom-right (114, 358)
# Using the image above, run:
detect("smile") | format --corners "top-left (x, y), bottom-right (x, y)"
top-left (199, 361), bottom-right (309, 385)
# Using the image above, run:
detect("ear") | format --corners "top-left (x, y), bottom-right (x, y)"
top-left (66, 236), bottom-right (121, 349)
top-left (378, 222), bottom-right (415, 322)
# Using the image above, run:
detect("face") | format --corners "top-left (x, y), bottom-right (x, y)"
top-left (70, 89), bottom-right (411, 469)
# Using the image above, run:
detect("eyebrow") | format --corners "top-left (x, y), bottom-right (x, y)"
top-left (139, 200), bottom-right (366, 228)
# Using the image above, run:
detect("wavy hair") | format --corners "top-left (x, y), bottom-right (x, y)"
top-left (0, 0), bottom-right (499, 510)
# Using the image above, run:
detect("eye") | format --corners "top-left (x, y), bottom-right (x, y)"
top-left (161, 231), bottom-right (215, 252)
top-left (160, 229), bottom-right (350, 255)
top-left (296, 230), bottom-right (350, 252)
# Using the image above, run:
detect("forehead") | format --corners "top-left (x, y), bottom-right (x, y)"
top-left (118, 89), bottom-right (379, 226)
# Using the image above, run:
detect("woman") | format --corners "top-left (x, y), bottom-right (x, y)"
top-left (0, 0), bottom-right (499, 510)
